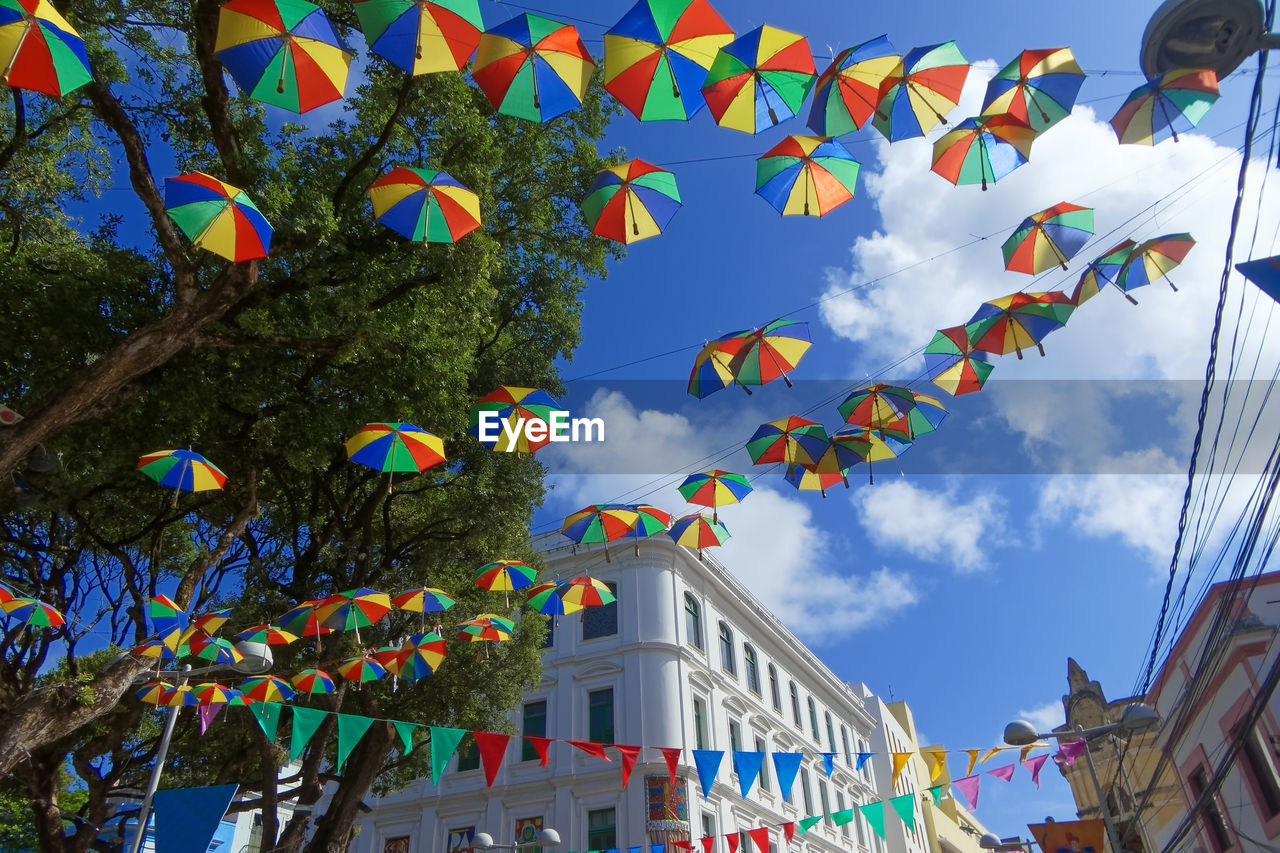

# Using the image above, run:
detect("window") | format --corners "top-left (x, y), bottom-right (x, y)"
top-left (1188, 765), bottom-right (1234, 852)
top-left (841, 726), bottom-right (851, 767)
top-left (588, 808), bottom-right (616, 850)
top-left (701, 814), bottom-right (716, 839)
top-left (693, 697), bottom-right (708, 750)
top-left (1237, 725), bottom-right (1280, 818)
top-left (719, 622), bottom-right (736, 674)
top-left (729, 719), bottom-right (742, 754)
top-left (756, 736), bottom-right (770, 792)
top-left (836, 791), bottom-right (850, 838)
top-left (825, 712), bottom-right (836, 753)
top-left (540, 617), bottom-right (554, 649)
top-left (456, 738), bottom-right (480, 772)
top-left (744, 645), bottom-right (760, 694)
top-left (685, 593), bottom-right (703, 649)
top-left (582, 582), bottom-right (618, 639)
top-left (769, 665), bottom-right (781, 711)
top-left (521, 700), bottom-right (547, 762)
top-left (800, 768), bottom-right (814, 814)
top-left (808, 697), bottom-right (820, 741)
top-left (819, 781), bottom-right (830, 819)
top-left (589, 688), bottom-right (614, 743)
top-left (790, 682), bottom-right (802, 728)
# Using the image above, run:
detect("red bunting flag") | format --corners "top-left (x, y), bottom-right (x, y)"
top-left (700, 836), bottom-right (714, 853)
top-left (567, 739), bottom-right (612, 762)
top-left (782, 823), bottom-right (795, 845)
top-left (615, 744), bottom-right (642, 788)
top-left (523, 735), bottom-right (553, 767)
top-left (474, 732), bottom-right (510, 788)
top-left (672, 842), bottom-right (692, 852)
top-left (661, 746), bottom-right (682, 785)
top-left (1023, 753), bottom-right (1050, 788)
top-left (726, 834), bottom-right (738, 853)
top-left (747, 828), bottom-right (770, 853)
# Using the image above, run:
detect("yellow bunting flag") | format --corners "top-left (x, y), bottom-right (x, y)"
top-left (980, 746), bottom-right (1003, 764)
top-left (1020, 744), bottom-right (1043, 763)
top-left (891, 752), bottom-right (913, 787)
top-left (924, 750), bottom-right (948, 782)
top-left (964, 749), bottom-right (983, 777)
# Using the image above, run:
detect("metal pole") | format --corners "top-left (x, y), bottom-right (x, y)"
top-left (1077, 726), bottom-right (1125, 853)
top-left (128, 664), bottom-right (189, 853)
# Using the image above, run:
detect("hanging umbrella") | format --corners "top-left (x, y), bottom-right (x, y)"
top-left (192, 682), bottom-right (245, 706)
top-left (930, 113), bottom-right (1035, 191)
top-left (967, 291), bottom-right (1076, 359)
top-left (469, 386), bottom-right (560, 453)
top-left (474, 559), bottom-right (537, 607)
top-left (745, 416), bottom-right (829, 469)
top-left (182, 633), bottom-right (245, 666)
top-left (161, 684), bottom-right (201, 708)
top-left (315, 587), bottom-right (393, 642)
top-left (581, 159), bottom-right (682, 244)
top-left (0, 584), bottom-right (11, 605)
top-left (457, 613), bottom-right (515, 643)
top-left (473, 13), bottom-right (594, 122)
top-left (687, 329), bottom-right (752, 398)
top-left (1, 597), bottom-right (64, 628)
top-left (398, 631), bottom-right (447, 681)
top-left (838, 384), bottom-right (947, 439)
top-left (164, 172), bottom-right (273, 262)
top-left (276, 599), bottom-right (331, 640)
top-left (0, 0), bottom-right (91, 97)
top-left (678, 470), bottom-right (752, 523)
top-left (345, 422), bottom-right (446, 474)
top-left (1072, 239), bottom-right (1138, 306)
top-left (190, 608), bottom-right (233, 636)
top-left (368, 645), bottom-right (404, 676)
top-left (149, 594), bottom-right (187, 651)
top-left (561, 504), bottom-right (639, 562)
top-left (981, 47), bottom-right (1085, 133)
top-left (872, 41), bottom-right (970, 142)
top-left (352, 0), bottom-right (483, 75)
top-left (391, 586), bottom-right (456, 614)
top-left (1002, 202), bottom-right (1094, 274)
top-left (924, 325), bottom-right (994, 396)
top-left (133, 639), bottom-right (177, 662)
top-left (806, 35), bottom-right (899, 138)
top-left (136, 681), bottom-right (174, 706)
top-left (238, 674), bottom-right (296, 703)
top-left (234, 625), bottom-right (300, 646)
top-left (830, 424), bottom-right (912, 485)
top-left (667, 513), bottom-right (730, 560)
top-left (214, 0), bottom-right (352, 113)
top-left (603, 0), bottom-right (733, 122)
top-left (621, 504), bottom-right (672, 555)
top-left (290, 668), bottom-right (336, 694)
top-left (337, 655), bottom-right (387, 683)
top-left (1114, 233), bottom-right (1196, 301)
top-left (1111, 68), bottom-right (1218, 145)
top-left (368, 167), bottom-right (482, 245)
top-left (559, 576), bottom-right (616, 609)
top-left (700, 24), bottom-right (816, 134)
top-left (755, 136), bottom-right (860, 217)
top-left (729, 318), bottom-right (812, 389)
top-left (783, 456), bottom-right (848, 498)
top-left (526, 580), bottom-right (581, 615)
top-left (137, 449), bottom-right (228, 494)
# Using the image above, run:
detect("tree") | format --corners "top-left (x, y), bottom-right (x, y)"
top-left (0, 0), bottom-right (618, 849)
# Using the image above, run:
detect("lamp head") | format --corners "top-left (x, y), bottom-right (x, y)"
top-left (1140, 0), bottom-right (1268, 79)
top-left (1003, 720), bottom-right (1041, 746)
top-left (473, 833), bottom-right (495, 850)
top-left (231, 641), bottom-right (273, 675)
top-left (536, 828), bottom-right (562, 848)
top-left (1119, 702), bottom-right (1160, 733)
top-left (979, 834), bottom-right (1005, 850)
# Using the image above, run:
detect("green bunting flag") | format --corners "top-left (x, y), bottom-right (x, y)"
top-left (860, 801), bottom-right (886, 839)
top-left (889, 793), bottom-right (916, 832)
top-left (831, 809), bottom-right (854, 826)
top-left (336, 713), bottom-right (374, 768)
top-left (249, 702), bottom-right (282, 742)
top-left (290, 707), bottom-right (328, 762)
top-left (926, 784), bottom-right (944, 806)
top-left (797, 816), bottom-right (823, 835)
top-left (393, 720), bottom-right (419, 756)
top-left (430, 726), bottom-right (467, 782)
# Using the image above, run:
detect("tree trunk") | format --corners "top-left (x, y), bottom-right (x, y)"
top-left (302, 723), bottom-right (395, 853)
top-left (27, 751), bottom-right (67, 853)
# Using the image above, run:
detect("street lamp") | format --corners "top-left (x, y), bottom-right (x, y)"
top-left (473, 828), bottom-right (563, 851)
top-left (980, 833), bottom-right (1033, 852)
top-left (1002, 702), bottom-right (1160, 853)
top-left (1140, 0), bottom-right (1280, 79)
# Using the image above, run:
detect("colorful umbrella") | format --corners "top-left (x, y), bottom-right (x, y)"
top-left (398, 631), bottom-right (447, 680)
top-left (667, 513), bottom-right (730, 560)
top-left (473, 13), bottom-right (593, 122)
top-left (391, 586), bottom-right (456, 614)
top-left (700, 24), bottom-right (816, 134)
top-left (277, 599), bottom-right (331, 640)
top-left (457, 613), bottom-right (515, 643)
top-left (622, 504), bottom-right (671, 555)
top-left (830, 424), bottom-right (912, 485)
top-left (475, 559), bottom-right (537, 606)
top-left (0, 584), bottom-right (12, 605)
top-left (806, 35), bottom-right (899, 138)
top-left (214, 0), bottom-right (351, 113)
top-left (930, 113), bottom-right (1035, 191)
top-left (872, 41), bottom-right (970, 142)
top-left (290, 668), bottom-right (336, 694)
top-left (1, 597), bottom-right (64, 628)
top-left (1002, 202), bottom-right (1094, 274)
top-left (0, 0), bottom-right (92, 97)
top-left (352, 0), bottom-right (483, 75)
top-left (729, 318), bottom-right (812, 389)
top-left (337, 655), bottom-right (387, 683)
top-left (745, 416), bottom-right (829, 469)
top-left (137, 449), bottom-right (228, 494)
top-left (190, 608), bottom-right (233, 636)
top-left (603, 0), bottom-right (733, 122)
top-left (136, 681), bottom-right (174, 706)
top-left (1072, 239), bottom-right (1138, 306)
top-left (677, 470), bottom-right (752, 522)
top-left (981, 47), bottom-right (1085, 133)
top-left (561, 504), bottom-right (640, 561)
top-left (1114, 233), bottom-right (1196, 300)
top-left (838, 384), bottom-right (946, 440)
top-left (924, 325), bottom-right (994, 396)
top-left (192, 682), bottom-right (245, 706)
top-left (368, 167), bottom-right (482, 245)
top-left (234, 624), bottom-right (300, 646)
top-left (967, 291), bottom-right (1076, 359)
top-left (559, 576), bottom-right (616, 609)
top-left (345, 422), bottom-right (446, 474)
top-left (469, 386), bottom-right (560, 453)
top-left (783, 456), bottom-right (848, 498)
top-left (526, 580), bottom-right (581, 616)
top-left (755, 136), bottom-right (860, 217)
top-left (164, 172), bottom-right (273, 262)
top-left (133, 639), bottom-right (177, 662)
top-left (581, 159), bottom-right (682, 244)
top-left (687, 329), bottom-right (751, 398)
top-left (1111, 68), bottom-right (1218, 145)
top-left (315, 587), bottom-right (393, 640)
top-left (182, 633), bottom-right (245, 666)
top-left (238, 674), bottom-right (296, 703)
top-left (161, 684), bottom-right (201, 708)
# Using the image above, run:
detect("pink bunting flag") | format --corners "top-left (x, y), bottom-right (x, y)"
top-left (782, 823), bottom-right (795, 845)
top-left (747, 828), bottom-right (770, 853)
top-left (567, 739), bottom-right (612, 762)
top-left (523, 735), bottom-right (553, 767)
top-left (473, 732), bottom-right (510, 788)
top-left (987, 763), bottom-right (1016, 783)
top-left (1055, 739), bottom-right (1087, 767)
top-left (197, 702), bottom-right (223, 734)
top-left (725, 834), bottom-right (738, 853)
top-left (661, 746), bottom-right (682, 786)
top-left (1023, 753), bottom-right (1050, 789)
top-left (954, 774), bottom-right (981, 810)
top-left (699, 836), bottom-right (714, 853)
top-left (615, 744), bottom-right (642, 789)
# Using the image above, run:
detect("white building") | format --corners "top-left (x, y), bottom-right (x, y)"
top-left (352, 534), bottom-right (889, 853)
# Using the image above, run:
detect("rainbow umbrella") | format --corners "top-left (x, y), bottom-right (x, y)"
top-left (391, 586), bottom-right (456, 614)
top-left (133, 639), bottom-right (177, 662)
top-left (1111, 68), bottom-right (1218, 145)
top-left (526, 580), bottom-right (581, 615)
top-left (981, 47), bottom-right (1085, 133)
top-left (687, 329), bottom-right (752, 398)
top-left (924, 325), bottom-right (994, 396)
top-left (149, 594), bottom-right (187, 651)
top-left (290, 668), bottom-right (336, 694)
top-left (830, 424), bottom-right (911, 485)
top-left (729, 318), bottom-right (812, 389)
top-left (164, 172), bottom-right (273, 262)
top-left (0, 584), bottom-right (12, 605)
top-left (183, 633), bottom-right (245, 666)
top-left (315, 587), bottom-right (393, 641)
top-left (1114, 233), bottom-right (1196, 301)
top-left (190, 608), bottom-right (233, 636)
top-left (755, 136), bottom-right (860, 218)
top-left (622, 504), bottom-right (671, 555)
top-left (1002, 202), bottom-right (1094, 274)
top-left (806, 35), bottom-right (899, 138)
top-left (161, 684), bottom-right (201, 708)
top-left (214, 0), bottom-right (352, 113)
top-left (368, 167), bottom-right (482, 245)
top-left (352, 0), bottom-right (483, 75)
top-left (345, 422), bottom-right (446, 474)
top-left (337, 655), bottom-right (387, 683)
top-left (581, 159), bottom-right (682, 244)
top-left (192, 682), bottom-right (245, 706)
top-left (967, 291), bottom-right (1076, 359)
top-left (561, 504), bottom-right (640, 562)
top-left (277, 599), bottom-right (331, 640)
top-left (667, 513), bottom-right (730, 560)
top-left (457, 613), bottom-right (515, 644)
top-left (136, 681), bottom-right (174, 705)
top-left (559, 576), bottom-right (616, 609)
top-left (700, 24), bottom-right (816, 134)
top-left (603, 0), bottom-right (733, 122)
top-left (234, 624), bottom-right (300, 646)
top-left (930, 113), bottom-right (1035, 191)
top-left (371, 646), bottom-right (405, 677)
top-left (1072, 239), bottom-right (1138, 306)
top-left (745, 416), bottom-right (829, 469)
top-left (238, 674), bottom-right (296, 703)
top-left (677, 470), bottom-right (751, 523)
top-left (1, 597), bottom-right (64, 628)
top-left (784, 456), bottom-right (848, 498)
top-left (469, 386), bottom-right (560, 453)
top-left (838, 384), bottom-right (946, 439)
top-left (473, 13), bottom-right (593, 122)
top-left (398, 631), bottom-right (447, 681)
top-left (137, 449), bottom-right (228, 494)
top-left (873, 41), bottom-right (970, 142)
top-left (0, 0), bottom-right (91, 97)
top-left (474, 559), bottom-right (537, 606)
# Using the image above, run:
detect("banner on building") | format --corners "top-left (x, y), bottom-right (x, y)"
top-left (384, 837), bottom-right (410, 853)
top-left (448, 826), bottom-right (476, 853)
top-left (517, 816), bottom-right (545, 853)
top-left (647, 775), bottom-right (690, 846)
top-left (1028, 819), bottom-right (1106, 853)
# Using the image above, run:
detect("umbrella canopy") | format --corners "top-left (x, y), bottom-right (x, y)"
top-left (729, 318), bottom-right (812, 388)
top-left (368, 167), bottom-right (482, 245)
top-left (783, 457), bottom-right (848, 497)
top-left (621, 504), bottom-right (671, 554)
top-left (473, 13), bottom-right (593, 122)
top-left (474, 559), bottom-right (538, 592)
top-left (806, 35), bottom-right (899, 138)
top-left (469, 386), bottom-right (560, 453)
top-left (161, 684), bottom-right (201, 708)
top-left (234, 624), bottom-right (300, 646)
top-left (1, 597), bottom-right (64, 628)
top-left (582, 159), bottom-right (682, 244)
top-left (164, 172), bottom-right (273, 262)
top-left (456, 613), bottom-right (515, 642)
top-left (315, 587), bottom-right (393, 634)
top-left (136, 681), bottom-right (174, 705)
top-left (838, 384), bottom-right (947, 439)
top-left (0, 0), bottom-right (91, 97)
top-left (687, 329), bottom-right (751, 398)
top-left (925, 325), bottom-right (994, 396)
top-left (603, 0), bottom-right (733, 122)
top-left (1072, 239), bottom-right (1138, 306)
top-left (182, 633), bottom-right (244, 666)
top-left (873, 41), bottom-right (970, 142)
top-left (745, 416), bottom-right (829, 469)
top-left (238, 674), bottom-right (296, 703)
top-left (700, 24), bottom-right (815, 134)
top-left (353, 0), bottom-right (483, 75)
top-left (398, 631), bottom-right (447, 680)
top-left (137, 449), bottom-right (228, 493)
top-left (678, 470), bottom-right (752, 522)
top-left (1114, 233), bottom-right (1196, 299)
top-left (667, 513), bottom-right (730, 559)
top-left (190, 608), bottom-right (233, 636)
top-left (392, 586), bottom-right (456, 613)
top-left (370, 646), bottom-right (404, 676)
top-left (337, 655), bottom-right (387, 683)
top-left (755, 135), bottom-right (860, 217)
top-left (981, 47), bottom-right (1085, 133)
top-left (561, 504), bottom-right (639, 544)
top-left (290, 667), bottom-right (336, 694)
top-left (830, 424), bottom-right (912, 484)
top-left (277, 599), bottom-right (331, 638)
top-left (133, 639), bottom-right (177, 661)
top-left (345, 422), bottom-right (446, 474)
top-left (967, 290), bottom-right (1076, 359)
top-left (559, 576), bottom-right (616, 608)
top-left (192, 683), bottom-right (245, 706)
top-left (214, 0), bottom-right (351, 113)
top-left (526, 580), bottom-right (581, 615)
top-left (1002, 202), bottom-right (1094, 274)
top-left (930, 113), bottom-right (1034, 191)
top-left (1111, 68), bottom-right (1218, 145)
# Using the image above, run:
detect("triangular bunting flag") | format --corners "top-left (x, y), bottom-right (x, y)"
top-left (725, 833), bottom-right (738, 853)
top-left (924, 750), bottom-right (947, 782)
top-left (1020, 744), bottom-right (1039, 763)
top-left (855, 752), bottom-right (872, 771)
top-left (891, 752), bottom-right (912, 787)
top-left (831, 809), bottom-right (854, 826)
top-left (860, 801), bottom-right (886, 839)
top-left (568, 740), bottom-right (612, 762)
top-left (290, 706), bottom-right (327, 763)
top-left (772, 752), bottom-right (803, 802)
top-left (615, 744), bottom-right (642, 789)
top-left (1056, 739), bottom-right (1087, 766)
top-left (524, 735), bottom-right (553, 767)
top-left (964, 748), bottom-right (982, 777)
top-left (981, 746), bottom-right (1003, 764)
top-left (733, 751), bottom-right (764, 799)
top-left (747, 827), bottom-right (770, 853)
top-left (988, 763), bottom-right (1016, 783)
top-left (430, 726), bottom-right (467, 781)
top-left (249, 702), bottom-right (282, 742)
top-left (1023, 753), bottom-right (1050, 789)
top-left (692, 750), bottom-right (723, 799)
top-left (797, 816), bottom-right (823, 835)
top-left (198, 703), bottom-right (223, 735)
top-left (651, 845), bottom-right (665, 853)
top-left (889, 792), bottom-right (916, 833)
top-left (392, 720), bottom-right (418, 756)
top-left (661, 747), bottom-right (682, 786)
top-left (336, 713), bottom-right (373, 768)
top-left (926, 784), bottom-right (945, 805)
top-left (699, 836), bottom-right (714, 853)
top-left (153, 783), bottom-right (239, 853)
top-left (474, 731), bottom-right (510, 788)
top-left (781, 823), bottom-right (795, 845)
top-left (629, 847), bottom-right (641, 853)
top-left (954, 774), bottom-right (981, 810)
top-left (820, 752), bottom-right (836, 778)
top-left (672, 842), bottom-right (691, 852)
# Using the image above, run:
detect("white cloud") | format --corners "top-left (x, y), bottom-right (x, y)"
top-left (1016, 699), bottom-right (1065, 735)
top-left (853, 479), bottom-right (1007, 573)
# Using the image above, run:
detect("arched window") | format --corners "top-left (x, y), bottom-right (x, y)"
top-left (808, 697), bottom-right (820, 741)
top-left (744, 644), bottom-right (760, 694)
top-left (719, 621), bottom-right (736, 674)
top-left (684, 592), bottom-right (702, 649)
top-left (768, 664), bottom-right (781, 711)
top-left (790, 682), bottom-right (802, 728)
